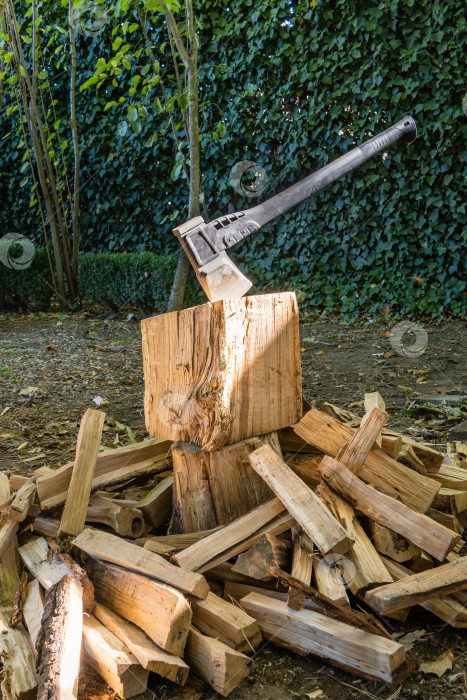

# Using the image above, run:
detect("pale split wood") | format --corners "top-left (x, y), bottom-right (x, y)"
top-left (204, 433), bottom-right (277, 525)
top-left (93, 603), bottom-right (189, 684)
top-left (172, 497), bottom-right (287, 572)
top-left (338, 407), bottom-right (389, 473)
top-left (0, 473), bottom-right (20, 608)
top-left (10, 481), bottom-right (36, 522)
top-left (294, 408), bottom-right (440, 511)
top-left (318, 455), bottom-right (459, 561)
top-left (320, 402), bottom-right (443, 471)
top-left (190, 591), bottom-right (262, 652)
top-left (89, 559), bottom-right (192, 656)
top-left (74, 528), bottom-right (209, 598)
top-left (141, 292), bottom-right (302, 450)
top-left (313, 555), bottom-right (350, 608)
top-left (19, 537), bottom-right (73, 590)
top-left (0, 612), bottom-right (37, 700)
top-left (290, 527), bottom-right (314, 585)
top-left (240, 593), bottom-right (407, 683)
top-left (58, 408), bottom-right (106, 536)
top-left (36, 437), bottom-right (171, 509)
top-left (36, 574), bottom-right (83, 700)
top-left (23, 579), bottom-right (44, 654)
top-left (363, 392), bottom-right (386, 449)
top-left (184, 626), bottom-right (251, 697)
top-left (367, 521), bottom-right (421, 563)
top-left (315, 482), bottom-right (392, 593)
top-left (82, 615), bottom-right (149, 699)
top-left (382, 557), bottom-right (467, 627)
top-left (0, 519), bottom-right (19, 558)
top-left (365, 556), bottom-right (467, 614)
top-left (248, 444), bottom-right (354, 556)
top-left (138, 474), bottom-right (173, 528)
top-left (171, 442), bottom-right (218, 533)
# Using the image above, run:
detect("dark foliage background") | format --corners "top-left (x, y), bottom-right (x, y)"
top-left (1, 0), bottom-right (466, 317)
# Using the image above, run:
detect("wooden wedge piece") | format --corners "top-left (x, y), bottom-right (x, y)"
top-left (294, 409), bottom-right (440, 511)
top-left (19, 537), bottom-right (73, 590)
top-left (58, 408), bottom-right (105, 536)
top-left (82, 615), bottom-right (148, 699)
top-left (338, 407), bottom-right (389, 472)
top-left (318, 456), bottom-right (459, 561)
top-left (249, 445), bottom-right (353, 555)
top-left (365, 556), bottom-right (467, 614)
top-left (10, 481), bottom-right (36, 522)
top-left (74, 528), bottom-right (208, 598)
top-left (382, 557), bottom-right (467, 627)
top-left (23, 579), bottom-right (44, 654)
top-left (362, 393), bottom-right (386, 448)
top-left (172, 497), bottom-right (287, 572)
top-left (191, 591), bottom-right (261, 652)
top-left (90, 559), bottom-right (191, 656)
top-left (36, 437), bottom-right (171, 509)
top-left (138, 474), bottom-right (173, 529)
top-left (185, 626), bottom-right (251, 697)
top-left (241, 593), bottom-right (408, 683)
top-left (36, 574), bottom-right (82, 700)
top-left (94, 603), bottom-right (189, 684)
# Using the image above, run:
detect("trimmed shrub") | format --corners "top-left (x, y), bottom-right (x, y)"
top-left (78, 252), bottom-right (201, 312)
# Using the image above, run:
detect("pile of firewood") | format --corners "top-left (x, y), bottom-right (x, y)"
top-left (1, 292), bottom-right (466, 699)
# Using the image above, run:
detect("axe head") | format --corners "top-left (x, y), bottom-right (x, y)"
top-left (173, 216), bottom-right (253, 303)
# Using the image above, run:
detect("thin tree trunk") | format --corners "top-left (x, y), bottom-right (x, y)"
top-left (69, 0), bottom-right (80, 288)
top-left (165, 0), bottom-right (200, 312)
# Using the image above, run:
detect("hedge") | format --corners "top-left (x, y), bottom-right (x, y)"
top-left (78, 252), bottom-right (201, 312)
top-left (0, 245), bottom-right (53, 311)
top-left (0, 251), bottom-right (201, 313)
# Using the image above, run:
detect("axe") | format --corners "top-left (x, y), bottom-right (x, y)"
top-left (173, 115), bottom-right (417, 302)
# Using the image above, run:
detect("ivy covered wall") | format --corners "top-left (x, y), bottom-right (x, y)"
top-left (1, 0), bottom-right (466, 317)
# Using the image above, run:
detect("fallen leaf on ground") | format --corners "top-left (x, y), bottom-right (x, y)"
top-left (19, 386), bottom-right (39, 396)
top-left (419, 649), bottom-right (454, 677)
top-left (306, 691), bottom-right (324, 699)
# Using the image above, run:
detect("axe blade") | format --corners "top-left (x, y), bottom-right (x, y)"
top-left (197, 251), bottom-right (252, 302)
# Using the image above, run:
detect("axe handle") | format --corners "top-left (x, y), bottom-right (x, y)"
top-left (229, 115), bottom-right (417, 240)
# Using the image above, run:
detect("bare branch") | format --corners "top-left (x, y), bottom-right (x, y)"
top-left (159, 0), bottom-right (190, 67)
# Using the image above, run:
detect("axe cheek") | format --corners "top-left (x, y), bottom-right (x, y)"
top-left (197, 252), bottom-right (253, 302)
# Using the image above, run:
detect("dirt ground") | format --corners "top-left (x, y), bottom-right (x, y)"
top-left (0, 309), bottom-right (466, 699)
